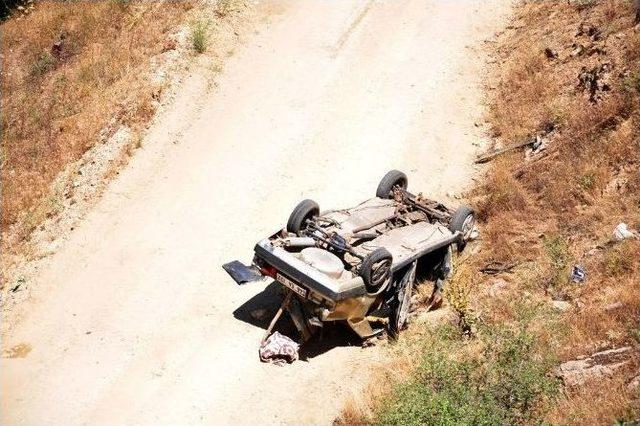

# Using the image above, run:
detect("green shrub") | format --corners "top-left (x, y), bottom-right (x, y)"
top-left (30, 52), bottom-right (54, 77)
top-left (375, 324), bottom-right (558, 425)
top-left (190, 20), bottom-right (208, 54)
top-left (605, 242), bottom-right (634, 277)
top-left (578, 172), bottom-right (596, 190)
top-left (622, 72), bottom-right (640, 95)
top-left (543, 235), bottom-right (571, 292)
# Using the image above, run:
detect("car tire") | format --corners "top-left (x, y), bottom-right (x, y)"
top-left (449, 205), bottom-right (475, 251)
top-left (376, 170), bottom-right (408, 199)
top-left (287, 199), bottom-right (320, 236)
top-left (361, 248), bottom-right (393, 292)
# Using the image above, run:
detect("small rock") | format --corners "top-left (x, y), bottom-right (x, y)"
top-left (604, 302), bottom-right (623, 312)
top-left (552, 300), bottom-right (572, 312)
top-left (586, 247), bottom-right (600, 256)
top-left (415, 306), bottom-right (457, 328)
top-left (571, 43), bottom-right (585, 57)
top-left (487, 278), bottom-right (509, 297)
top-left (544, 47), bottom-right (558, 59)
top-left (557, 346), bottom-right (633, 387)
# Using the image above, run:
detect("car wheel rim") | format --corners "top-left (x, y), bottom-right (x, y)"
top-left (461, 214), bottom-right (475, 241)
top-left (371, 259), bottom-right (391, 287)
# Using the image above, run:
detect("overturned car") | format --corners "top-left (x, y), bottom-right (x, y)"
top-left (225, 170), bottom-right (475, 350)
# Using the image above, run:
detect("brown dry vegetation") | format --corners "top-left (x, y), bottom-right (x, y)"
top-left (341, 1), bottom-right (640, 424)
top-left (475, 0), bottom-right (640, 422)
top-left (0, 0), bottom-right (194, 243)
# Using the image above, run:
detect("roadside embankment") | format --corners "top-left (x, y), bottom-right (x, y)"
top-left (340, 1), bottom-right (639, 424)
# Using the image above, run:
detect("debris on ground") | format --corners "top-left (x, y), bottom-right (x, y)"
top-left (476, 123), bottom-right (555, 164)
top-left (544, 47), bottom-right (558, 60)
top-left (604, 172), bottom-right (630, 195)
top-left (603, 301), bottom-right (623, 312)
top-left (258, 331), bottom-right (299, 365)
top-left (613, 222), bottom-right (639, 241)
top-left (524, 134), bottom-right (549, 161)
top-left (552, 300), bottom-right (572, 312)
top-left (570, 42), bottom-right (585, 57)
top-left (475, 138), bottom-right (537, 164)
top-left (570, 265), bottom-right (586, 283)
top-left (577, 63), bottom-right (612, 103)
top-left (556, 346), bottom-right (634, 387)
top-left (480, 261), bottom-right (518, 275)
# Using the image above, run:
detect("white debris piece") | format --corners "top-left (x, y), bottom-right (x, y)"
top-left (613, 223), bottom-right (639, 241)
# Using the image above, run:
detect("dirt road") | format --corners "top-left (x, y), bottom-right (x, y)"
top-left (1, 1), bottom-right (511, 424)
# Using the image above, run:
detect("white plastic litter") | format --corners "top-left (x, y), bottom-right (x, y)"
top-left (613, 223), bottom-right (639, 241)
top-left (469, 226), bottom-right (480, 241)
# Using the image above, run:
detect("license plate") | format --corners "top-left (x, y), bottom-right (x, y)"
top-left (276, 273), bottom-right (308, 298)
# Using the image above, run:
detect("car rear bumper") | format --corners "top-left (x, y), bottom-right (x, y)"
top-left (253, 239), bottom-right (366, 302)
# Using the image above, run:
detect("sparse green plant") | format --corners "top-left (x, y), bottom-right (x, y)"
top-left (30, 51), bottom-right (54, 77)
top-left (210, 63), bottom-right (223, 74)
top-left (375, 322), bottom-right (558, 425)
top-left (622, 72), bottom-right (640, 94)
top-left (190, 19), bottom-right (209, 53)
top-left (578, 172), bottom-right (596, 190)
top-left (543, 235), bottom-right (571, 299)
top-left (543, 236), bottom-right (569, 270)
top-left (446, 262), bottom-right (477, 335)
top-left (604, 242), bottom-right (634, 276)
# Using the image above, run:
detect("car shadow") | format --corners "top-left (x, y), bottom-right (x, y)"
top-left (232, 281), bottom-right (363, 360)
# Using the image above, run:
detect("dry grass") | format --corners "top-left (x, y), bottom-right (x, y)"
top-left (0, 1), bottom-right (193, 241)
top-left (547, 375), bottom-right (640, 425)
top-left (476, 0), bottom-right (640, 423)
top-left (340, 1), bottom-right (640, 424)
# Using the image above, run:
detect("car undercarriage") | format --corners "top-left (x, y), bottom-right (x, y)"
top-left (224, 170), bottom-right (476, 361)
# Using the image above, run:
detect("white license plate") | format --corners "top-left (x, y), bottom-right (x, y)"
top-left (276, 273), bottom-right (308, 298)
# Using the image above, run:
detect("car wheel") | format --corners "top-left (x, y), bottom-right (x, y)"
top-left (449, 205), bottom-right (475, 251)
top-left (361, 248), bottom-right (393, 292)
top-left (376, 170), bottom-right (408, 199)
top-left (286, 199), bottom-right (320, 236)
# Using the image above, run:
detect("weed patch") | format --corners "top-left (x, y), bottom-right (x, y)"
top-left (191, 19), bottom-right (209, 53)
top-left (374, 322), bottom-right (558, 425)
top-left (344, 1), bottom-right (640, 424)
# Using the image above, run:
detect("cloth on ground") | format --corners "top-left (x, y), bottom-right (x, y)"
top-left (259, 331), bottom-right (299, 365)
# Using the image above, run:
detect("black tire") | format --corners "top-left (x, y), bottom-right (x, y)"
top-left (286, 199), bottom-right (320, 235)
top-left (449, 205), bottom-right (475, 251)
top-left (361, 248), bottom-right (393, 292)
top-left (376, 170), bottom-right (408, 199)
